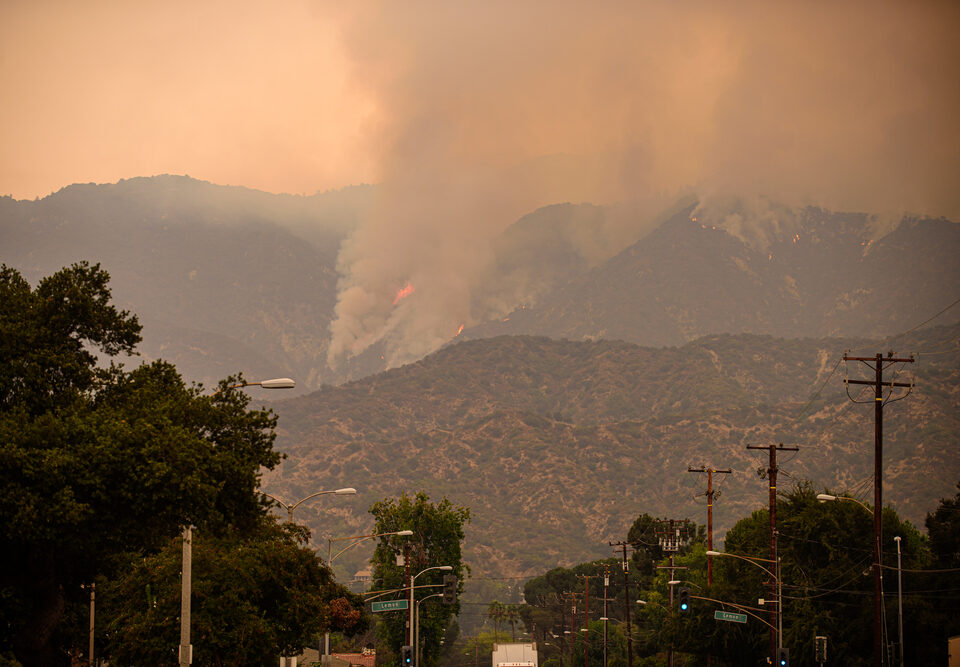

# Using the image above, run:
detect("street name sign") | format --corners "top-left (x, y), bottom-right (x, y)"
top-left (371, 599), bottom-right (409, 613)
top-left (714, 610), bottom-right (747, 624)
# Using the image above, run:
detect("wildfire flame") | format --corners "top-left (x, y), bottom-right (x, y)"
top-left (455, 324), bottom-right (465, 336)
top-left (393, 282), bottom-right (415, 305)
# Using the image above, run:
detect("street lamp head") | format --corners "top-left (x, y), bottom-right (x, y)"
top-left (893, 536), bottom-right (901, 542)
top-left (705, 550), bottom-right (722, 556)
top-left (817, 493), bottom-right (838, 503)
top-left (259, 378), bottom-right (296, 389)
top-left (334, 487), bottom-right (358, 495)
top-left (438, 565), bottom-right (453, 571)
top-left (635, 600), bottom-right (647, 605)
top-left (668, 580), bottom-right (681, 585)
top-left (396, 530), bottom-right (414, 536)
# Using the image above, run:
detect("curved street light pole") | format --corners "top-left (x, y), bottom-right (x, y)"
top-left (894, 536), bottom-right (904, 667)
top-left (410, 565), bottom-right (453, 667)
top-left (261, 487), bottom-right (357, 523)
top-left (327, 530), bottom-right (414, 565)
top-left (258, 487), bottom-right (358, 664)
top-left (180, 378), bottom-right (296, 667)
top-left (818, 492), bottom-right (887, 663)
top-left (705, 551), bottom-right (781, 652)
top-left (322, 529), bottom-right (413, 659)
top-left (416, 593), bottom-right (443, 667)
top-left (816, 493), bottom-right (874, 515)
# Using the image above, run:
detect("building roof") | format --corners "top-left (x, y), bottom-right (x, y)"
top-left (332, 652), bottom-right (377, 667)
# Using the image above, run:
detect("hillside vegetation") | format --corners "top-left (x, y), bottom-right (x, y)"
top-left (266, 323), bottom-right (959, 577)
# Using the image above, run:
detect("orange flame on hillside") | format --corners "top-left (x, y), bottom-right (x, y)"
top-left (455, 324), bottom-right (465, 336)
top-left (393, 282), bottom-right (415, 305)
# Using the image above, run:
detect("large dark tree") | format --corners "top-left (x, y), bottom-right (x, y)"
top-left (368, 492), bottom-right (470, 667)
top-left (101, 516), bottom-right (367, 666)
top-left (521, 484), bottom-right (958, 666)
top-left (700, 483), bottom-right (936, 666)
top-left (0, 263), bottom-right (282, 665)
top-left (927, 482), bottom-right (960, 569)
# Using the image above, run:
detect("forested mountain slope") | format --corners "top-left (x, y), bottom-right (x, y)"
top-left (265, 323), bottom-right (959, 577)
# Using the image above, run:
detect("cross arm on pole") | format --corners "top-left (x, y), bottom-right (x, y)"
top-left (845, 379), bottom-right (913, 388)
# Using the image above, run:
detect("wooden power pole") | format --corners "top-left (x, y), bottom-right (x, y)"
top-left (688, 466), bottom-right (731, 667)
top-left (687, 466), bottom-right (732, 586)
top-left (844, 352), bottom-right (914, 667)
top-left (609, 541), bottom-right (633, 667)
top-left (747, 443), bottom-right (797, 666)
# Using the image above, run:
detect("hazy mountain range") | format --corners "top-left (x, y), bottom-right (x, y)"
top-left (266, 323), bottom-right (959, 579)
top-left (2, 176), bottom-right (958, 393)
top-left (2, 175), bottom-right (958, 579)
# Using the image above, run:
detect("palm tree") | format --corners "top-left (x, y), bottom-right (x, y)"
top-left (505, 604), bottom-right (521, 641)
top-left (487, 600), bottom-right (505, 641)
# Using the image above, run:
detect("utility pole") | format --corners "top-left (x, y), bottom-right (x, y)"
top-left (569, 593), bottom-right (576, 667)
top-left (609, 541), bottom-right (633, 667)
top-left (404, 542), bottom-right (412, 647)
top-left (844, 352), bottom-right (914, 667)
top-left (603, 567), bottom-right (610, 667)
top-left (747, 443), bottom-right (798, 666)
top-left (579, 575), bottom-right (592, 667)
top-left (655, 519), bottom-right (691, 667)
top-left (687, 466), bottom-right (732, 586)
top-left (688, 466), bottom-right (730, 667)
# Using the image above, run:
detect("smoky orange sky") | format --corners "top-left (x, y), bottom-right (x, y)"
top-left (1, 1), bottom-right (958, 212)
top-left (3, 1), bottom-right (959, 366)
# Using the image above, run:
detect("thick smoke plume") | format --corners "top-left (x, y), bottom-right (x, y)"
top-left (324, 1), bottom-right (960, 367)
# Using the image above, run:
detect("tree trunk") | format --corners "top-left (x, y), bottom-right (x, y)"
top-left (13, 551), bottom-right (67, 666)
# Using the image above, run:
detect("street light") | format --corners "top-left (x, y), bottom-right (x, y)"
top-left (261, 487), bottom-right (357, 523)
top-left (410, 565), bottom-right (453, 667)
top-left (706, 551), bottom-right (782, 655)
top-left (416, 593), bottom-right (443, 667)
top-left (635, 599), bottom-right (669, 611)
top-left (894, 536), bottom-right (904, 667)
top-left (327, 529), bottom-right (414, 564)
top-left (816, 493), bottom-right (874, 514)
top-left (819, 491), bottom-right (888, 664)
top-left (259, 487), bottom-right (357, 667)
top-left (180, 377), bottom-right (296, 667)
top-left (323, 529), bottom-right (413, 658)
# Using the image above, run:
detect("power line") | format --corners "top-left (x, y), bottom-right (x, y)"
top-left (874, 294), bottom-right (960, 348)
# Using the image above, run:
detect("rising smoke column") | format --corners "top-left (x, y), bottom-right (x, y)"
top-left (325, 1), bottom-right (960, 369)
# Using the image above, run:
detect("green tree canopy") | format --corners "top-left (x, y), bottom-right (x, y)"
top-left (101, 515), bottom-right (367, 665)
top-left (680, 482), bottom-right (944, 666)
top-left (926, 482), bottom-right (960, 569)
top-left (369, 492), bottom-right (470, 667)
top-left (0, 263), bottom-right (283, 665)
top-left (520, 483), bottom-right (960, 666)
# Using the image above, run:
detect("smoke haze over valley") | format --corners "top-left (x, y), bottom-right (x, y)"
top-left (3, 1), bottom-right (960, 373)
top-left (2, 1), bottom-right (960, 588)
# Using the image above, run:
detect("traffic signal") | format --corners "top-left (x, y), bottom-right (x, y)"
top-left (442, 573), bottom-right (457, 604)
top-left (401, 645), bottom-right (413, 665)
top-left (814, 636), bottom-right (827, 663)
top-left (777, 647), bottom-right (789, 666)
top-left (677, 587), bottom-right (690, 611)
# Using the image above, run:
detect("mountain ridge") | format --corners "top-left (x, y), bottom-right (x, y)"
top-left (265, 323), bottom-right (959, 578)
top-left (3, 176), bottom-right (958, 394)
